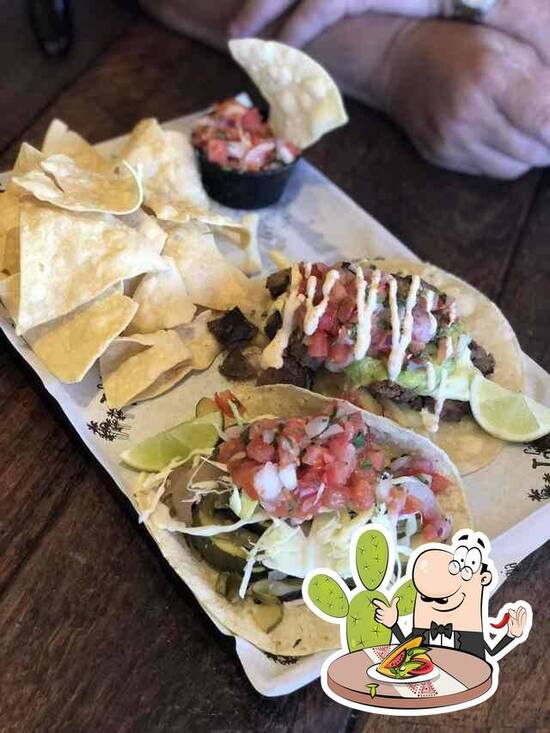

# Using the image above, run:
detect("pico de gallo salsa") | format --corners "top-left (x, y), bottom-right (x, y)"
top-left (191, 97), bottom-right (300, 173)
top-left (215, 391), bottom-right (452, 540)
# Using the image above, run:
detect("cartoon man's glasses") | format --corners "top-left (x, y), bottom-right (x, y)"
top-left (448, 545), bottom-right (482, 581)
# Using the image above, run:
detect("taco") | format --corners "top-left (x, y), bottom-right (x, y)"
top-left (376, 636), bottom-right (434, 679)
top-left (255, 260), bottom-right (523, 474)
top-left (125, 385), bottom-right (470, 656)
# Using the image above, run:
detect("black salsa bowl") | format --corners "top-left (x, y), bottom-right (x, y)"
top-left (195, 147), bottom-right (299, 210)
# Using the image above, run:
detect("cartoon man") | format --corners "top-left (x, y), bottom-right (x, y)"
top-left (373, 532), bottom-right (530, 660)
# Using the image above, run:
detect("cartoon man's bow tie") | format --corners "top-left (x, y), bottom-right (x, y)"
top-left (430, 621), bottom-right (453, 639)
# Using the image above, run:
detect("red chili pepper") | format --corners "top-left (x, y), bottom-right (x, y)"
top-left (491, 612), bottom-right (510, 629)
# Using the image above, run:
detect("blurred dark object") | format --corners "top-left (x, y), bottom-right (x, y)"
top-left (28, 0), bottom-right (74, 57)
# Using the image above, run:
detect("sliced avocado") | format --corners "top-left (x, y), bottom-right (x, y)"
top-left (344, 357), bottom-right (388, 387)
top-left (396, 369), bottom-right (429, 392)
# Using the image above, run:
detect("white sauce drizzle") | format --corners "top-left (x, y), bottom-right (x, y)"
top-left (303, 269), bottom-right (340, 336)
top-left (354, 268), bottom-right (381, 360)
top-left (260, 263), bottom-right (304, 370)
top-left (303, 262), bottom-right (312, 279)
top-left (448, 300), bottom-right (457, 325)
top-left (430, 367), bottom-right (448, 433)
top-left (424, 289), bottom-right (438, 341)
top-left (387, 274), bottom-right (421, 381)
top-left (425, 361), bottom-right (437, 393)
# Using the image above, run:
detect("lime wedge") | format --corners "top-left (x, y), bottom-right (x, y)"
top-left (470, 372), bottom-right (550, 442)
top-left (121, 412), bottom-right (222, 472)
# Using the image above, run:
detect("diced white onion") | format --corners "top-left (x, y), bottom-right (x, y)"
top-left (321, 424), bottom-right (344, 440)
top-left (253, 462), bottom-right (283, 501)
top-left (278, 463), bottom-right (298, 491)
top-left (305, 416), bottom-right (330, 439)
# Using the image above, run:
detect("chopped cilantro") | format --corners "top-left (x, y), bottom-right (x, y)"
top-left (352, 434), bottom-right (366, 448)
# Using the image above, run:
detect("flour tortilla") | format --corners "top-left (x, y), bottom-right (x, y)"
top-left (12, 155), bottom-right (143, 215)
top-left (229, 39), bottom-right (348, 149)
top-left (355, 259), bottom-right (524, 474)
top-left (135, 384), bottom-right (469, 656)
top-left (17, 200), bottom-right (165, 334)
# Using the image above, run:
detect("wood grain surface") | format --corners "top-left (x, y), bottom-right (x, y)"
top-left (0, 8), bottom-right (548, 733)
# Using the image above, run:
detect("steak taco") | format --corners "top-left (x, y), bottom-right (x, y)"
top-left (124, 385), bottom-right (470, 656)
top-left (256, 259), bottom-right (523, 474)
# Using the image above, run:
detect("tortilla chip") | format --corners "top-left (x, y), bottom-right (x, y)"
top-left (17, 200), bottom-right (165, 334)
top-left (137, 384), bottom-right (469, 656)
top-left (129, 311), bottom-right (221, 401)
top-left (29, 290), bottom-right (137, 383)
top-left (42, 119), bottom-right (111, 174)
top-left (127, 256), bottom-right (196, 334)
top-left (0, 191), bottom-right (20, 274)
top-left (121, 118), bottom-right (208, 220)
top-left (12, 155), bottom-right (143, 215)
top-left (216, 213), bottom-right (261, 275)
top-left (100, 330), bottom-right (190, 408)
top-left (163, 221), bottom-right (255, 311)
top-left (229, 39), bottom-right (348, 149)
top-left (0, 273), bottom-right (19, 319)
top-left (11, 143), bottom-right (45, 177)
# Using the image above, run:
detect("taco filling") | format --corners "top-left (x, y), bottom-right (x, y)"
top-left (191, 96), bottom-right (300, 173)
top-left (151, 392), bottom-right (457, 626)
top-left (258, 261), bottom-right (497, 434)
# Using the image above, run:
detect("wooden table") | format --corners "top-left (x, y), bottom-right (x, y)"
top-left (0, 3), bottom-right (548, 732)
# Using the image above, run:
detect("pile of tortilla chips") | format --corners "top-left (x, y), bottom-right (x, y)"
top-left (0, 118), bottom-right (265, 408)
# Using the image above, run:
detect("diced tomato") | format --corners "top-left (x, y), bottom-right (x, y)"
top-left (430, 472), bottom-right (451, 493)
top-left (349, 472), bottom-right (375, 511)
top-left (241, 107), bottom-right (265, 133)
top-left (244, 142), bottom-right (275, 172)
top-left (302, 444), bottom-right (331, 467)
top-left (328, 342), bottom-right (353, 365)
top-left (323, 489), bottom-right (347, 511)
top-left (337, 296), bottom-right (356, 323)
top-left (217, 438), bottom-right (245, 464)
top-left (312, 263), bottom-right (330, 278)
top-left (330, 280), bottom-right (348, 304)
top-left (308, 330), bottom-right (329, 359)
top-left (246, 437), bottom-right (275, 463)
top-left (403, 493), bottom-right (424, 514)
top-left (361, 448), bottom-right (385, 472)
top-left (207, 139), bottom-right (229, 166)
top-left (214, 390), bottom-right (241, 417)
top-left (318, 304), bottom-right (339, 334)
top-left (228, 459), bottom-right (259, 500)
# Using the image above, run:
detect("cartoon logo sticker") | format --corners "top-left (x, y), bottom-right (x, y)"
top-left (303, 525), bottom-right (532, 716)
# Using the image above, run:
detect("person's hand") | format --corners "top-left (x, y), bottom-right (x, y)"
top-left (373, 597), bottom-right (399, 627)
top-left (228, 0), bottom-right (440, 47)
top-left (381, 20), bottom-right (550, 178)
top-left (485, 0), bottom-right (550, 66)
top-left (506, 605), bottom-right (529, 638)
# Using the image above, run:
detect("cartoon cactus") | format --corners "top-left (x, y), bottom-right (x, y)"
top-left (355, 528), bottom-right (389, 591)
top-left (346, 589), bottom-right (392, 651)
top-left (306, 528), bottom-right (401, 652)
top-left (307, 573), bottom-right (349, 618)
top-left (392, 578), bottom-right (417, 616)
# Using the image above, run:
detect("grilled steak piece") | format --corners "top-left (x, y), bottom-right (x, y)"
top-left (208, 307), bottom-right (258, 349)
top-left (424, 397), bottom-right (472, 422)
top-left (264, 310), bottom-right (282, 340)
top-left (266, 268), bottom-right (290, 299)
top-left (368, 380), bottom-right (423, 411)
top-left (469, 340), bottom-right (495, 376)
top-left (257, 356), bottom-right (312, 389)
top-left (219, 350), bottom-right (257, 381)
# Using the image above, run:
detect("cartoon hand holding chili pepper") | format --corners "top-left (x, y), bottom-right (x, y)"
top-left (492, 606), bottom-right (530, 638)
